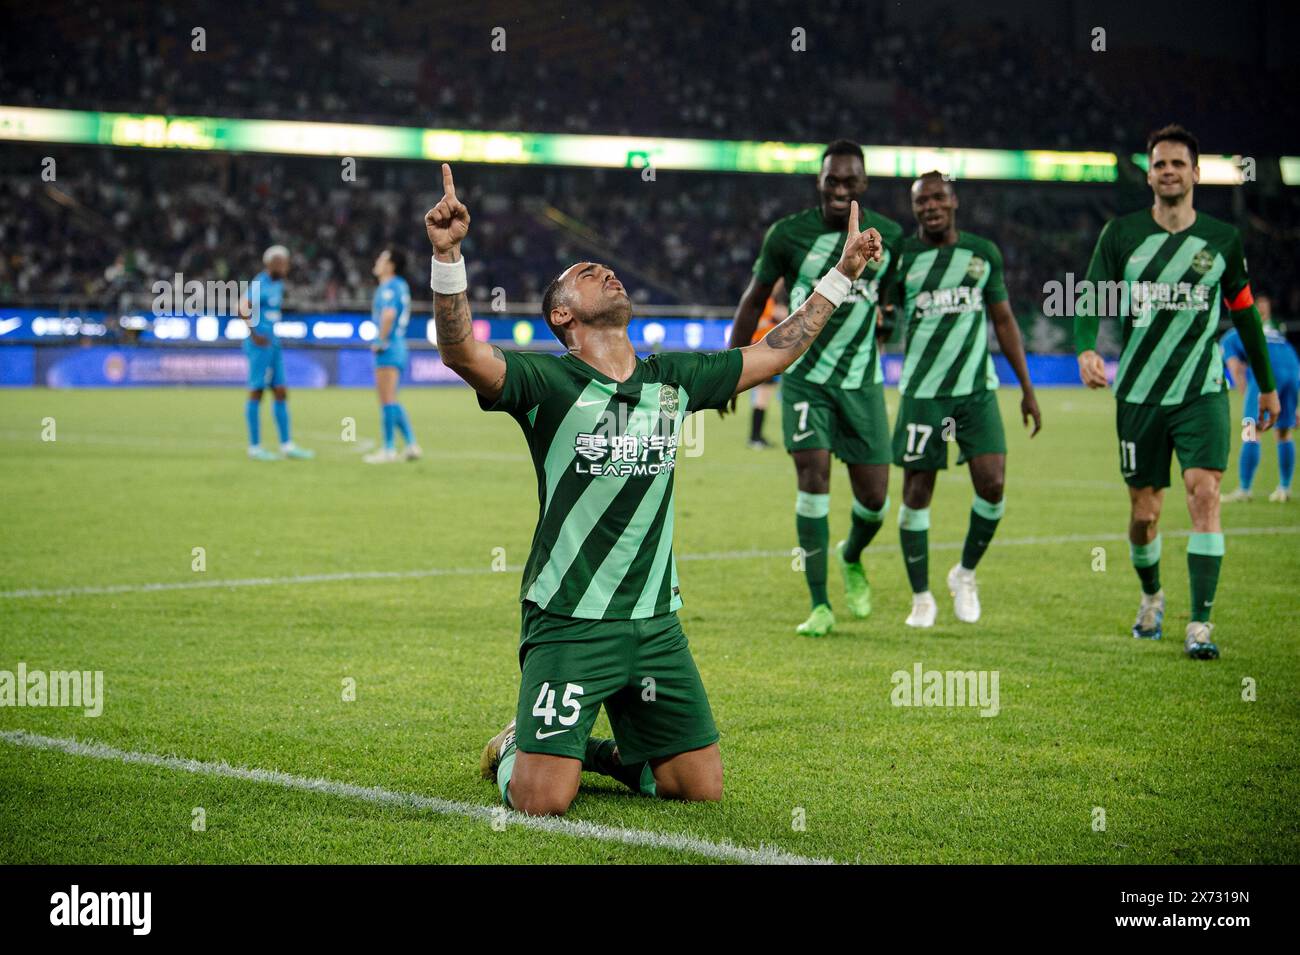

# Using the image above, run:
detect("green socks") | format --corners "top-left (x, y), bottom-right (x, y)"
top-left (1130, 535), bottom-right (1162, 596)
top-left (1187, 532), bottom-right (1224, 623)
top-left (961, 494), bottom-right (1004, 571)
top-left (796, 491), bottom-right (831, 608)
top-left (899, 505), bottom-right (930, 593)
top-left (584, 738), bottom-right (656, 796)
top-left (496, 736), bottom-right (517, 807)
top-left (843, 494), bottom-right (888, 564)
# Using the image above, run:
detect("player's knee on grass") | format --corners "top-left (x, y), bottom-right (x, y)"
top-left (248, 389), bottom-right (263, 401)
top-left (508, 752), bottom-right (581, 816)
top-left (651, 745), bottom-right (723, 802)
top-left (272, 386), bottom-right (288, 401)
top-left (847, 464), bottom-right (889, 512)
top-left (968, 454), bottom-right (1005, 503)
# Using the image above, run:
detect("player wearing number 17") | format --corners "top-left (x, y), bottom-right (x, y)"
top-left (1075, 125), bottom-right (1279, 660)
top-left (423, 164), bottom-right (883, 816)
top-left (884, 172), bottom-right (1041, 628)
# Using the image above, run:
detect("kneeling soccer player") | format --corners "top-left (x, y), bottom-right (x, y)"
top-left (884, 172), bottom-right (1041, 627)
top-left (422, 164), bottom-right (882, 814)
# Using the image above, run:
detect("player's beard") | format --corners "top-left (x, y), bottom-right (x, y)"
top-left (581, 296), bottom-right (633, 329)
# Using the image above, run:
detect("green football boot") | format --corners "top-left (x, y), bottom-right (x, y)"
top-left (796, 603), bottom-right (835, 638)
top-left (835, 540), bottom-right (872, 619)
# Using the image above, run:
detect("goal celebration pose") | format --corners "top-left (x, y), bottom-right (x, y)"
top-left (422, 164), bottom-right (882, 814)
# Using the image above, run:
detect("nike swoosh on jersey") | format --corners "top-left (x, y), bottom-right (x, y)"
top-left (903, 453), bottom-right (924, 462)
top-left (535, 728), bottom-right (570, 739)
top-left (575, 399), bottom-right (608, 407)
top-left (792, 430), bottom-right (816, 441)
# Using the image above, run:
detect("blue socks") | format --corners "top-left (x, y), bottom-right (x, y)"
top-left (245, 399), bottom-right (260, 447)
top-left (381, 404), bottom-right (397, 451)
top-left (273, 400), bottom-right (291, 445)
top-left (382, 404), bottom-right (415, 451)
top-left (394, 404), bottom-right (414, 446)
top-left (1238, 440), bottom-right (1260, 492)
top-left (1280, 439), bottom-right (1295, 491)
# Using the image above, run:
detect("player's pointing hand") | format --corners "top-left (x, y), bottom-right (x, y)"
top-left (425, 163), bottom-right (471, 258)
top-left (834, 201), bottom-right (883, 281)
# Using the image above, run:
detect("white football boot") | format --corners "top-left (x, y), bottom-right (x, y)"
top-left (906, 591), bottom-right (937, 628)
top-left (1268, 486), bottom-right (1291, 503)
top-left (947, 564), bottom-right (981, 623)
top-left (363, 447), bottom-right (400, 464)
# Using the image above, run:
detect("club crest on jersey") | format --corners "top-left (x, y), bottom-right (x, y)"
top-left (659, 384), bottom-right (679, 417)
top-left (1191, 250), bottom-right (1214, 275)
top-left (966, 256), bottom-right (986, 280)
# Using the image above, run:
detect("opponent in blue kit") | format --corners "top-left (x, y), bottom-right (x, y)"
top-left (364, 247), bottom-right (421, 463)
top-left (241, 245), bottom-right (313, 461)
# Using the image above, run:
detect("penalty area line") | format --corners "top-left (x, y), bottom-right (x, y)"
top-left (0, 729), bottom-right (832, 866)
top-left (4, 524), bottom-right (1297, 601)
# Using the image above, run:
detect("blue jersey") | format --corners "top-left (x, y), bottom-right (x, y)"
top-left (246, 270), bottom-right (284, 345)
top-left (1221, 326), bottom-right (1300, 391)
top-left (373, 276), bottom-right (411, 348)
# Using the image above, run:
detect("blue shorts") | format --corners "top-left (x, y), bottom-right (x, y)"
top-left (1245, 380), bottom-right (1298, 431)
top-left (375, 345), bottom-right (408, 370)
top-left (244, 341), bottom-right (285, 390)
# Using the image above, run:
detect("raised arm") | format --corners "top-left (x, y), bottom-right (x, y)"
top-left (732, 201), bottom-right (881, 394)
top-left (425, 163), bottom-right (507, 401)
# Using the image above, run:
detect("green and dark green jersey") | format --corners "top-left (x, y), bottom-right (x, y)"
top-left (480, 348), bottom-right (743, 621)
top-left (1076, 209), bottom-right (1252, 406)
top-left (752, 206), bottom-right (903, 390)
top-left (887, 231), bottom-right (1007, 399)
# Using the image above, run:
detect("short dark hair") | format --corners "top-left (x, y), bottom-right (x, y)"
top-left (822, 139), bottom-right (865, 164)
top-left (915, 169), bottom-right (954, 192)
top-left (384, 246), bottom-right (407, 276)
top-left (541, 272), bottom-right (568, 344)
top-left (1147, 124), bottom-right (1199, 166)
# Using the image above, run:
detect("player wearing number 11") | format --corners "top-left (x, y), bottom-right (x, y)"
top-left (423, 164), bottom-right (883, 816)
top-left (1075, 125), bottom-right (1279, 660)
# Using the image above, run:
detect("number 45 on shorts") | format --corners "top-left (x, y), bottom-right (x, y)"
top-left (532, 681), bottom-right (584, 729)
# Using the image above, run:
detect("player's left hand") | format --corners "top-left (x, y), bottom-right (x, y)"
top-left (1257, 390), bottom-right (1280, 431)
top-left (425, 163), bottom-right (470, 258)
top-left (1021, 389), bottom-right (1042, 437)
top-left (833, 201), bottom-right (883, 281)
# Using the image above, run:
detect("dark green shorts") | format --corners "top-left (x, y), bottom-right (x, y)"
top-left (1115, 389), bottom-right (1230, 489)
top-left (515, 601), bottom-right (719, 764)
top-left (780, 377), bottom-right (891, 464)
top-left (892, 388), bottom-right (1007, 470)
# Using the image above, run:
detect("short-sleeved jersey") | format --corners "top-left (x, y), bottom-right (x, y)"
top-left (752, 206), bottom-right (903, 390)
top-left (246, 270), bottom-right (284, 344)
top-left (1081, 209), bottom-right (1249, 406)
top-left (1221, 325), bottom-right (1300, 390)
top-left (372, 276), bottom-right (411, 341)
top-left (480, 348), bottom-right (743, 621)
top-left (886, 231), bottom-right (1008, 398)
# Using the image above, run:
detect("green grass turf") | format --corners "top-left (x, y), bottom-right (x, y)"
top-left (1, 384), bottom-right (1297, 864)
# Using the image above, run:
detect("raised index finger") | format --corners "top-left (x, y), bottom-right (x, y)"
top-left (847, 200), bottom-right (859, 237)
top-left (442, 163), bottom-right (457, 201)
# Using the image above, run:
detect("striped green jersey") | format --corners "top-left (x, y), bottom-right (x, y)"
top-left (887, 231), bottom-right (1008, 399)
top-left (1081, 209), bottom-right (1248, 406)
top-left (752, 206), bottom-right (903, 390)
top-left (480, 348), bottom-right (743, 621)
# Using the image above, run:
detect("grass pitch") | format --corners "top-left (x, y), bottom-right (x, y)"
top-left (1, 383), bottom-right (1296, 863)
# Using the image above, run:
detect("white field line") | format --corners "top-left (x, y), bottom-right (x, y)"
top-left (0, 729), bottom-right (831, 865)
top-left (3, 525), bottom-right (1296, 601)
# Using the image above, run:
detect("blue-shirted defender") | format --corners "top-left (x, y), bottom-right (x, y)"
top-left (364, 247), bottom-right (421, 463)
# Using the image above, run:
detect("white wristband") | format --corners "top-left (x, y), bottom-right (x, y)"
top-left (430, 255), bottom-right (467, 294)
top-left (813, 267), bottom-right (852, 308)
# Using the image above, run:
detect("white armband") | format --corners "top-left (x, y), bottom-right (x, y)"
top-left (813, 268), bottom-right (852, 308)
top-left (430, 255), bottom-right (467, 294)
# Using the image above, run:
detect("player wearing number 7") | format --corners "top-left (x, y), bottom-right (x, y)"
top-left (883, 172), bottom-right (1041, 628)
top-left (423, 164), bottom-right (881, 815)
top-left (1075, 125), bottom-right (1278, 660)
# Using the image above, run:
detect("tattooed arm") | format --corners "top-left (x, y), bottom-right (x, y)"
top-left (733, 201), bottom-right (882, 394)
top-left (425, 163), bottom-right (507, 400)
